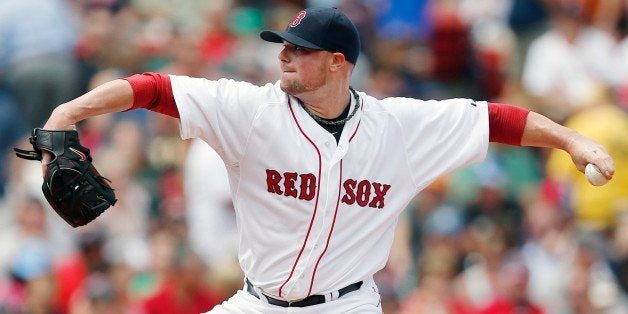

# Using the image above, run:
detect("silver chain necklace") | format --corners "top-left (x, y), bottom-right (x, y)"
top-left (299, 88), bottom-right (360, 126)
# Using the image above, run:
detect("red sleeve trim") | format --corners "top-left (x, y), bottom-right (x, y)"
top-left (488, 103), bottom-right (530, 146)
top-left (123, 72), bottom-right (179, 118)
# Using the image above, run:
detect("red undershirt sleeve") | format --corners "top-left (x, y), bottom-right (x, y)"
top-left (488, 102), bottom-right (530, 146)
top-left (123, 72), bottom-right (179, 118)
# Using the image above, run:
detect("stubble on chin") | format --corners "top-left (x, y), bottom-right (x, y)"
top-left (280, 61), bottom-right (328, 96)
top-left (280, 76), bottom-right (325, 96)
top-left (279, 79), bottom-right (303, 96)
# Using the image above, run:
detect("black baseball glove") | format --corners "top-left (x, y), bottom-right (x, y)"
top-left (14, 128), bottom-right (117, 227)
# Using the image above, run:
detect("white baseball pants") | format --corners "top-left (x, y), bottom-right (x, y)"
top-left (206, 277), bottom-right (382, 313)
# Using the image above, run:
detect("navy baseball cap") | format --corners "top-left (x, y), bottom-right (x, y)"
top-left (260, 7), bottom-right (360, 64)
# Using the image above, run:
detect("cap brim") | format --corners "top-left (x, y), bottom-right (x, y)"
top-left (259, 30), bottom-right (323, 50)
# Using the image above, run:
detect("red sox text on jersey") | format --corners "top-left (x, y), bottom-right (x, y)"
top-left (266, 169), bottom-right (392, 208)
top-left (171, 75), bottom-right (489, 301)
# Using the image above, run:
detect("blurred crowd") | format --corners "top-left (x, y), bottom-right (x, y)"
top-left (0, 0), bottom-right (627, 313)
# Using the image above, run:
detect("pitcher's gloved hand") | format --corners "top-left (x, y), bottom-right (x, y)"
top-left (14, 128), bottom-right (117, 227)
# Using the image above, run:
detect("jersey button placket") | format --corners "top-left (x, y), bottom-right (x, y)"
top-left (298, 152), bottom-right (335, 297)
top-left (310, 158), bottom-right (342, 296)
top-left (289, 152), bottom-right (331, 298)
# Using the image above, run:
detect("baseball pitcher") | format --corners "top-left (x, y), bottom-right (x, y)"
top-left (16, 7), bottom-right (614, 314)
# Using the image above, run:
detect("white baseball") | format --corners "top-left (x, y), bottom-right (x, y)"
top-left (585, 163), bottom-right (608, 186)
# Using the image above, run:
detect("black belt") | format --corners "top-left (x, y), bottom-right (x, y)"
top-left (245, 278), bottom-right (363, 307)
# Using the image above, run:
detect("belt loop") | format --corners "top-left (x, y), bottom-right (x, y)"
top-left (245, 278), bottom-right (363, 307)
top-left (245, 278), bottom-right (260, 299)
top-left (247, 278), bottom-right (277, 305)
top-left (262, 293), bottom-right (274, 304)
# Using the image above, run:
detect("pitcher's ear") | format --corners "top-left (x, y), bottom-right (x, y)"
top-left (330, 52), bottom-right (347, 71)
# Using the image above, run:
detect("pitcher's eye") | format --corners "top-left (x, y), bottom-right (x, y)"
top-left (295, 46), bottom-right (314, 53)
top-left (282, 43), bottom-right (313, 54)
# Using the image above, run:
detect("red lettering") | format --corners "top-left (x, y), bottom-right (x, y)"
top-left (266, 169), bottom-right (393, 208)
top-left (356, 180), bottom-right (371, 207)
top-left (266, 169), bottom-right (282, 195)
top-left (341, 179), bottom-right (357, 205)
top-left (369, 183), bottom-right (391, 208)
top-left (290, 11), bottom-right (307, 27)
top-left (284, 172), bottom-right (298, 198)
top-left (299, 174), bottom-right (316, 201)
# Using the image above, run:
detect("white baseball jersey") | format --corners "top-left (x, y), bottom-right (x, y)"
top-left (171, 76), bottom-right (489, 301)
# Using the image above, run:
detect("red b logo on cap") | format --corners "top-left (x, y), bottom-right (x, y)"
top-left (289, 10), bottom-right (306, 27)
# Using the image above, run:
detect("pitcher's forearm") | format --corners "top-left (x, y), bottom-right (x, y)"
top-left (520, 111), bottom-right (580, 150)
top-left (520, 111), bottom-right (613, 177)
top-left (44, 79), bottom-right (134, 130)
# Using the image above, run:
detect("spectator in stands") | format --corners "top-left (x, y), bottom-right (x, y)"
top-left (0, 0), bottom-right (81, 128)
top-left (479, 254), bottom-right (543, 314)
top-left (142, 243), bottom-right (222, 314)
top-left (54, 230), bottom-right (109, 313)
top-left (0, 238), bottom-right (55, 313)
top-left (522, 0), bottom-right (616, 121)
top-left (0, 198), bottom-right (49, 281)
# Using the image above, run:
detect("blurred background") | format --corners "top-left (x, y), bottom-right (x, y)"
top-left (0, 0), bottom-right (627, 313)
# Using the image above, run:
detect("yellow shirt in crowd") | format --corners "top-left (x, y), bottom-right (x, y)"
top-left (547, 104), bottom-right (628, 230)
